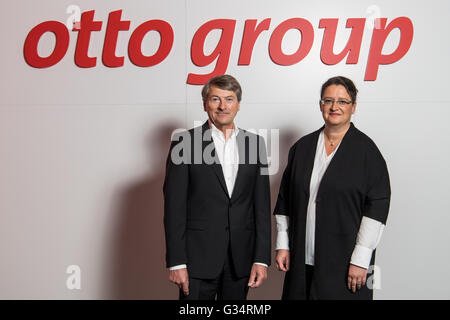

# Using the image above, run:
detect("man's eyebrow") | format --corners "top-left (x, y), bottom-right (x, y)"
top-left (322, 96), bottom-right (350, 99)
top-left (210, 94), bottom-right (235, 98)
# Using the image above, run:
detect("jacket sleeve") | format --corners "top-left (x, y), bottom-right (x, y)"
top-left (273, 143), bottom-right (297, 216)
top-left (163, 132), bottom-right (190, 268)
top-left (253, 135), bottom-right (271, 266)
top-left (362, 145), bottom-right (391, 224)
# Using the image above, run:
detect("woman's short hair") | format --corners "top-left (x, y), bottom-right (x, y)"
top-left (320, 76), bottom-right (358, 103)
top-left (202, 74), bottom-right (242, 102)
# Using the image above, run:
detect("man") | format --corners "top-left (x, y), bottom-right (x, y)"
top-left (163, 74), bottom-right (271, 300)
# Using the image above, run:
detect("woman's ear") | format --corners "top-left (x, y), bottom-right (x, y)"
top-left (352, 102), bottom-right (357, 114)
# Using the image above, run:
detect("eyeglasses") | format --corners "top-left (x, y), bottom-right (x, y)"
top-left (320, 98), bottom-right (353, 106)
top-left (208, 96), bottom-right (237, 106)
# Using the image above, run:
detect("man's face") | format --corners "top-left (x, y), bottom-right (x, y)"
top-left (204, 86), bottom-right (240, 130)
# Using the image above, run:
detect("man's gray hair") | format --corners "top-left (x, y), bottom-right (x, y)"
top-left (201, 74), bottom-right (242, 102)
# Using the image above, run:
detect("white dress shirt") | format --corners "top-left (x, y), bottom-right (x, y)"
top-left (170, 121), bottom-right (267, 270)
top-left (210, 121), bottom-right (240, 197)
top-left (275, 130), bottom-right (385, 269)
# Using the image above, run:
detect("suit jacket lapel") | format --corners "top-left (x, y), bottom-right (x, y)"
top-left (201, 121), bottom-right (230, 198)
top-left (301, 126), bottom-right (323, 194)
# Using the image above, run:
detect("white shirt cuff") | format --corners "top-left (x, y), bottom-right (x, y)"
top-left (276, 231), bottom-right (290, 250)
top-left (169, 264), bottom-right (187, 271)
top-left (254, 262), bottom-right (268, 268)
top-left (350, 244), bottom-right (373, 269)
top-left (350, 217), bottom-right (385, 269)
top-left (357, 216), bottom-right (385, 248)
top-left (275, 214), bottom-right (290, 250)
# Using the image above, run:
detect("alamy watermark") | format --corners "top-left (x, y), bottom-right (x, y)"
top-left (366, 5), bottom-right (382, 30)
top-left (66, 264), bottom-right (81, 290)
top-left (66, 5), bottom-right (81, 30)
top-left (367, 264), bottom-right (382, 290)
top-left (170, 121), bottom-right (279, 175)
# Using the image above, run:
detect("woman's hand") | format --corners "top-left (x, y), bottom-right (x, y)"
top-left (347, 264), bottom-right (367, 293)
top-left (276, 249), bottom-right (290, 272)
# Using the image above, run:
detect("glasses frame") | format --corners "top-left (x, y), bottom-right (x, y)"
top-left (320, 98), bottom-right (353, 107)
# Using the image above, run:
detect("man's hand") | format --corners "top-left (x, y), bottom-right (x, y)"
top-left (347, 264), bottom-right (367, 293)
top-left (275, 249), bottom-right (290, 272)
top-left (169, 268), bottom-right (189, 296)
top-left (248, 264), bottom-right (267, 288)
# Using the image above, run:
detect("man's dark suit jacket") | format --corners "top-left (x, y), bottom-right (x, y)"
top-left (163, 121), bottom-right (271, 279)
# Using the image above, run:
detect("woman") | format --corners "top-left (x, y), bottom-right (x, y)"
top-left (274, 76), bottom-right (390, 300)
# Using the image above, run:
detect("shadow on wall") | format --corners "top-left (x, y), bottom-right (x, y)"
top-left (247, 127), bottom-right (299, 300)
top-left (108, 122), bottom-right (180, 299)
top-left (107, 122), bottom-right (301, 299)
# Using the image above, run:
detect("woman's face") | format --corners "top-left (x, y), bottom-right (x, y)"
top-left (320, 84), bottom-right (356, 128)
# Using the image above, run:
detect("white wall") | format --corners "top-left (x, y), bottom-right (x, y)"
top-left (1, 0), bottom-right (449, 299)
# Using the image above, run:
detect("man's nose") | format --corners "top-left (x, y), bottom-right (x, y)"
top-left (217, 100), bottom-right (225, 109)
